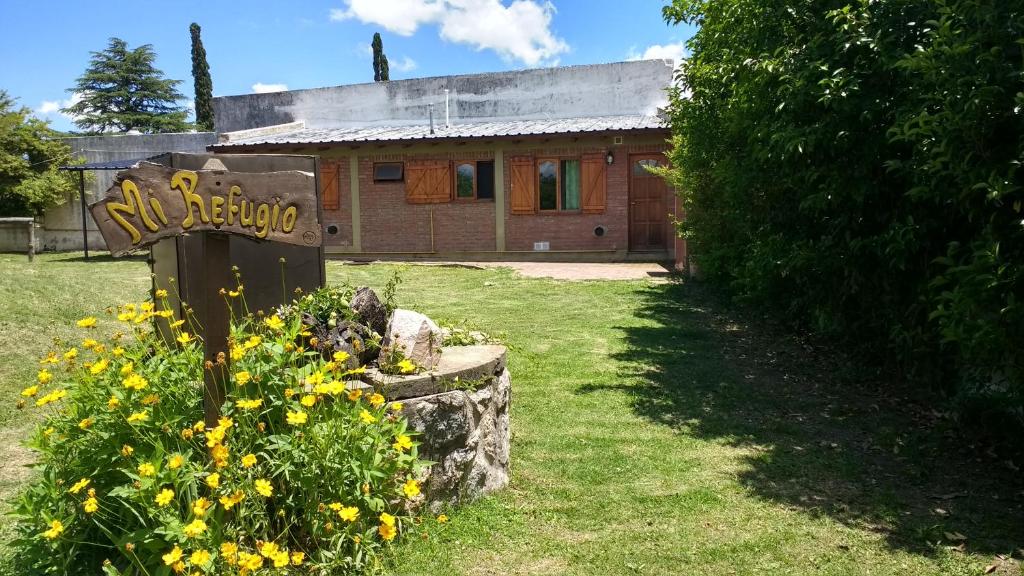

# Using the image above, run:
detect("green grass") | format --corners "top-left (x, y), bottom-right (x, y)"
top-left (1, 252), bottom-right (1022, 575)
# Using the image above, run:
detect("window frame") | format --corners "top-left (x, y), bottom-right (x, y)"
top-left (373, 162), bottom-right (404, 183)
top-left (452, 160), bottom-right (478, 201)
top-left (536, 156), bottom-right (582, 213)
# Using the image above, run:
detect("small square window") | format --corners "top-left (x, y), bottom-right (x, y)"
top-left (373, 162), bottom-right (404, 182)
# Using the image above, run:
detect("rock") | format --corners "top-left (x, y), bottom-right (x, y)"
top-left (351, 287), bottom-right (388, 336)
top-left (363, 345), bottom-right (507, 399)
top-left (384, 309), bottom-right (443, 369)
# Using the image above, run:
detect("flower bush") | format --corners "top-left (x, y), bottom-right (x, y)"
top-left (9, 286), bottom-right (426, 575)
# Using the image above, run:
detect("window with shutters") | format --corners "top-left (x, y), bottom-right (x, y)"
top-left (404, 162), bottom-right (452, 204)
top-left (536, 158), bottom-right (584, 212)
top-left (373, 162), bottom-right (403, 182)
top-left (319, 160), bottom-right (340, 211)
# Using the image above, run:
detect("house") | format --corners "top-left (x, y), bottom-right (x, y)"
top-left (209, 60), bottom-right (683, 265)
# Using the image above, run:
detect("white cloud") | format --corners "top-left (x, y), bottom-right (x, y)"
top-left (391, 55), bottom-right (417, 73)
top-left (627, 42), bottom-right (687, 65)
top-left (252, 82), bottom-right (289, 93)
top-left (331, 0), bottom-right (568, 66)
top-left (35, 93), bottom-right (84, 121)
top-left (38, 101), bottom-right (61, 114)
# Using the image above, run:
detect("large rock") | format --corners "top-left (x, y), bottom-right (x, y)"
top-left (384, 309), bottom-right (443, 369)
top-left (362, 345), bottom-right (506, 399)
top-left (350, 287), bottom-right (388, 336)
top-left (399, 359), bottom-right (511, 510)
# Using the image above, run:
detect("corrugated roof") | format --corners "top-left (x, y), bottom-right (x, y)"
top-left (212, 115), bottom-right (665, 148)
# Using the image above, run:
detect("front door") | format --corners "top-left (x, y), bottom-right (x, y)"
top-left (629, 154), bottom-right (668, 251)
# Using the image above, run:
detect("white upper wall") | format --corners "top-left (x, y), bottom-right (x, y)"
top-left (212, 60), bottom-right (675, 133)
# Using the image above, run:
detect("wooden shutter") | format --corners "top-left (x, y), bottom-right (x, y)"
top-left (509, 157), bottom-right (535, 214)
top-left (581, 153), bottom-right (606, 213)
top-left (405, 162), bottom-right (451, 204)
top-left (319, 160), bottom-right (340, 210)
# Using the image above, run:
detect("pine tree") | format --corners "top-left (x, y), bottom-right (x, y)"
top-left (372, 33), bottom-right (390, 82)
top-left (63, 38), bottom-right (190, 133)
top-left (190, 23), bottom-right (214, 131)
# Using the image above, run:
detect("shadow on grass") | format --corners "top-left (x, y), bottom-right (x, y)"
top-left (581, 281), bottom-right (1024, 559)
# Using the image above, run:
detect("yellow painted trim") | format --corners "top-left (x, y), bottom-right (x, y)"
top-left (349, 154), bottom-right (361, 252)
top-left (494, 149), bottom-right (505, 251)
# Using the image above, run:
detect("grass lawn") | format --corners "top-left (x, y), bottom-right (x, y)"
top-left (0, 252), bottom-right (1021, 575)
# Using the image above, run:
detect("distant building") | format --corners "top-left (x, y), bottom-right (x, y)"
top-left (210, 60), bottom-right (683, 264)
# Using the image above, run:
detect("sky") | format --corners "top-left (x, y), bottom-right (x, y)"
top-left (0, 0), bottom-right (695, 133)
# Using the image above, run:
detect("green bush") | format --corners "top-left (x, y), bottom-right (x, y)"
top-left (8, 287), bottom-right (428, 574)
top-left (664, 0), bottom-right (1024, 436)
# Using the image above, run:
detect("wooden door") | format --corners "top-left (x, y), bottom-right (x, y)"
top-left (629, 154), bottom-right (668, 251)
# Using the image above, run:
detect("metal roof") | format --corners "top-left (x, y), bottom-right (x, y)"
top-left (59, 153), bottom-right (169, 171)
top-left (212, 115), bottom-right (666, 148)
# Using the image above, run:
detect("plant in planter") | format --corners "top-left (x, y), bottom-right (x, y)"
top-left (8, 287), bottom-right (425, 575)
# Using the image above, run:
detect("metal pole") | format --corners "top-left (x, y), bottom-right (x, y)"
top-left (78, 170), bottom-right (89, 259)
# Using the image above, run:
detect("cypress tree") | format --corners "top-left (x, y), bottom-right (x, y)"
top-left (372, 33), bottom-right (389, 82)
top-left (190, 23), bottom-right (214, 131)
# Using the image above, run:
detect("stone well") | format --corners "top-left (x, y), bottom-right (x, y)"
top-left (363, 345), bottom-right (511, 509)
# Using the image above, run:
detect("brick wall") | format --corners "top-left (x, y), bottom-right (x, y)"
top-left (358, 152), bottom-right (496, 253)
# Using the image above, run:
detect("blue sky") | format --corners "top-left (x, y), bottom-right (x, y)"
top-left (0, 0), bottom-right (695, 132)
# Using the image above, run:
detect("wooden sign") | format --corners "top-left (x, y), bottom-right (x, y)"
top-left (90, 162), bottom-right (321, 256)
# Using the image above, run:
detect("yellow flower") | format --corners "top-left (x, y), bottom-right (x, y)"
top-left (205, 473), bottom-right (220, 489)
top-left (107, 395), bottom-right (120, 410)
top-left (127, 410), bottom-right (149, 424)
top-left (264, 315), bottom-right (285, 330)
top-left (218, 416), bottom-right (233, 429)
top-left (77, 316), bottom-right (97, 328)
top-left (245, 335), bottom-right (261, 349)
top-left (220, 542), bottom-right (238, 565)
top-left (300, 394), bottom-right (317, 407)
top-left (69, 478), bottom-right (91, 494)
top-left (333, 350), bottom-right (350, 363)
top-left (120, 362), bottom-right (134, 376)
top-left (219, 490), bottom-right (245, 510)
top-left (111, 346), bottom-right (125, 357)
top-left (259, 541), bottom-right (279, 558)
top-left (141, 393), bottom-right (160, 406)
top-left (43, 427), bottom-right (55, 437)
top-left (123, 373), bottom-right (148, 390)
top-left (192, 497), bottom-right (212, 517)
top-left (192, 420), bottom-right (205, 432)
top-left (205, 426), bottom-right (226, 446)
top-left (369, 393), bottom-right (385, 408)
top-left (35, 389), bottom-right (67, 407)
top-left (347, 389), bottom-right (363, 402)
top-left (283, 387), bottom-right (295, 397)
top-left (117, 311), bottom-right (135, 322)
top-left (228, 289), bottom-right (240, 298)
top-left (162, 545), bottom-right (183, 566)
top-left (393, 434), bottom-right (413, 452)
top-left (180, 427), bottom-right (193, 439)
top-left (170, 319), bottom-right (185, 329)
top-left (235, 370), bottom-right (251, 386)
top-left (403, 478), bottom-right (421, 499)
top-left (254, 479), bottom-right (273, 497)
top-left (177, 332), bottom-right (194, 345)
top-left (286, 410), bottom-right (308, 426)
top-left (291, 551), bottom-right (304, 565)
top-left (380, 512), bottom-right (396, 526)
top-left (378, 521), bottom-right (397, 541)
top-left (396, 359), bottom-right (416, 374)
top-left (121, 444), bottom-right (134, 457)
top-left (37, 369), bottom-right (52, 384)
top-left (359, 409), bottom-right (376, 424)
top-left (42, 519), bottom-right (64, 539)
top-left (138, 463), bottom-right (155, 477)
top-left (93, 343), bottom-right (106, 354)
top-left (21, 385), bottom-right (39, 398)
top-left (155, 289), bottom-right (168, 298)
top-left (339, 506), bottom-right (359, 522)
top-left (437, 513), bottom-right (449, 523)
top-left (238, 552), bottom-right (263, 570)
top-left (78, 417), bottom-right (93, 430)
top-left (272, 550), bottom-right (289, 568)
top-left (183, 519), bottom-right (207, 538)
top-left (230, 345), bottom-right (245, 361)
top-left (89, 358), bottom-right (109, 375)
top-left (82, 338), bottom-right (99, 350)
top-left (40, 352), bottom-right (58, 364)
top-left (83, 496), bottom-right (98, 514)
top-left (141, 302), bottom-right (155, 313)
top-left (236, 398), bottom-right (263, 410)
top-left (190, 549), bottom-right (211, 566)
top-left (63, 348), bottom-right (78, 361)
top-left (241, 453), bottom-right (257, 468)
top-left (155, 488), bottom-right (175, 507)
top-left (211, 443), bottom-right (229, 467)
top-left (391, 402), bottom-right (404, 412)
top-left (168, 454), bottom-right (185, 470)
top-left (306, 370), bottom-right (325, 386)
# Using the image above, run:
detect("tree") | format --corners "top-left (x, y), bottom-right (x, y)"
top-left (0, 91), bottom-right (79, 216)
top-left (372, 32), bottom-right (390, 82)
top-left (63, 37), bottom-right (190, 133)
top-left (190, 23), bottom-right (214, 131)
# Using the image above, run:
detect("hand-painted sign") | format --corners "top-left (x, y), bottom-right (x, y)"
top-left (90, 162), bottom-right (320, 256)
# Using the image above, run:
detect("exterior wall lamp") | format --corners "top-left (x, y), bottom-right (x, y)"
top-left (605, 150), bottom-right (614, 165)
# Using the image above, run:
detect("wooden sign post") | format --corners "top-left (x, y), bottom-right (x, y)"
top-left (89, 154), bottom-right (324, 425)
